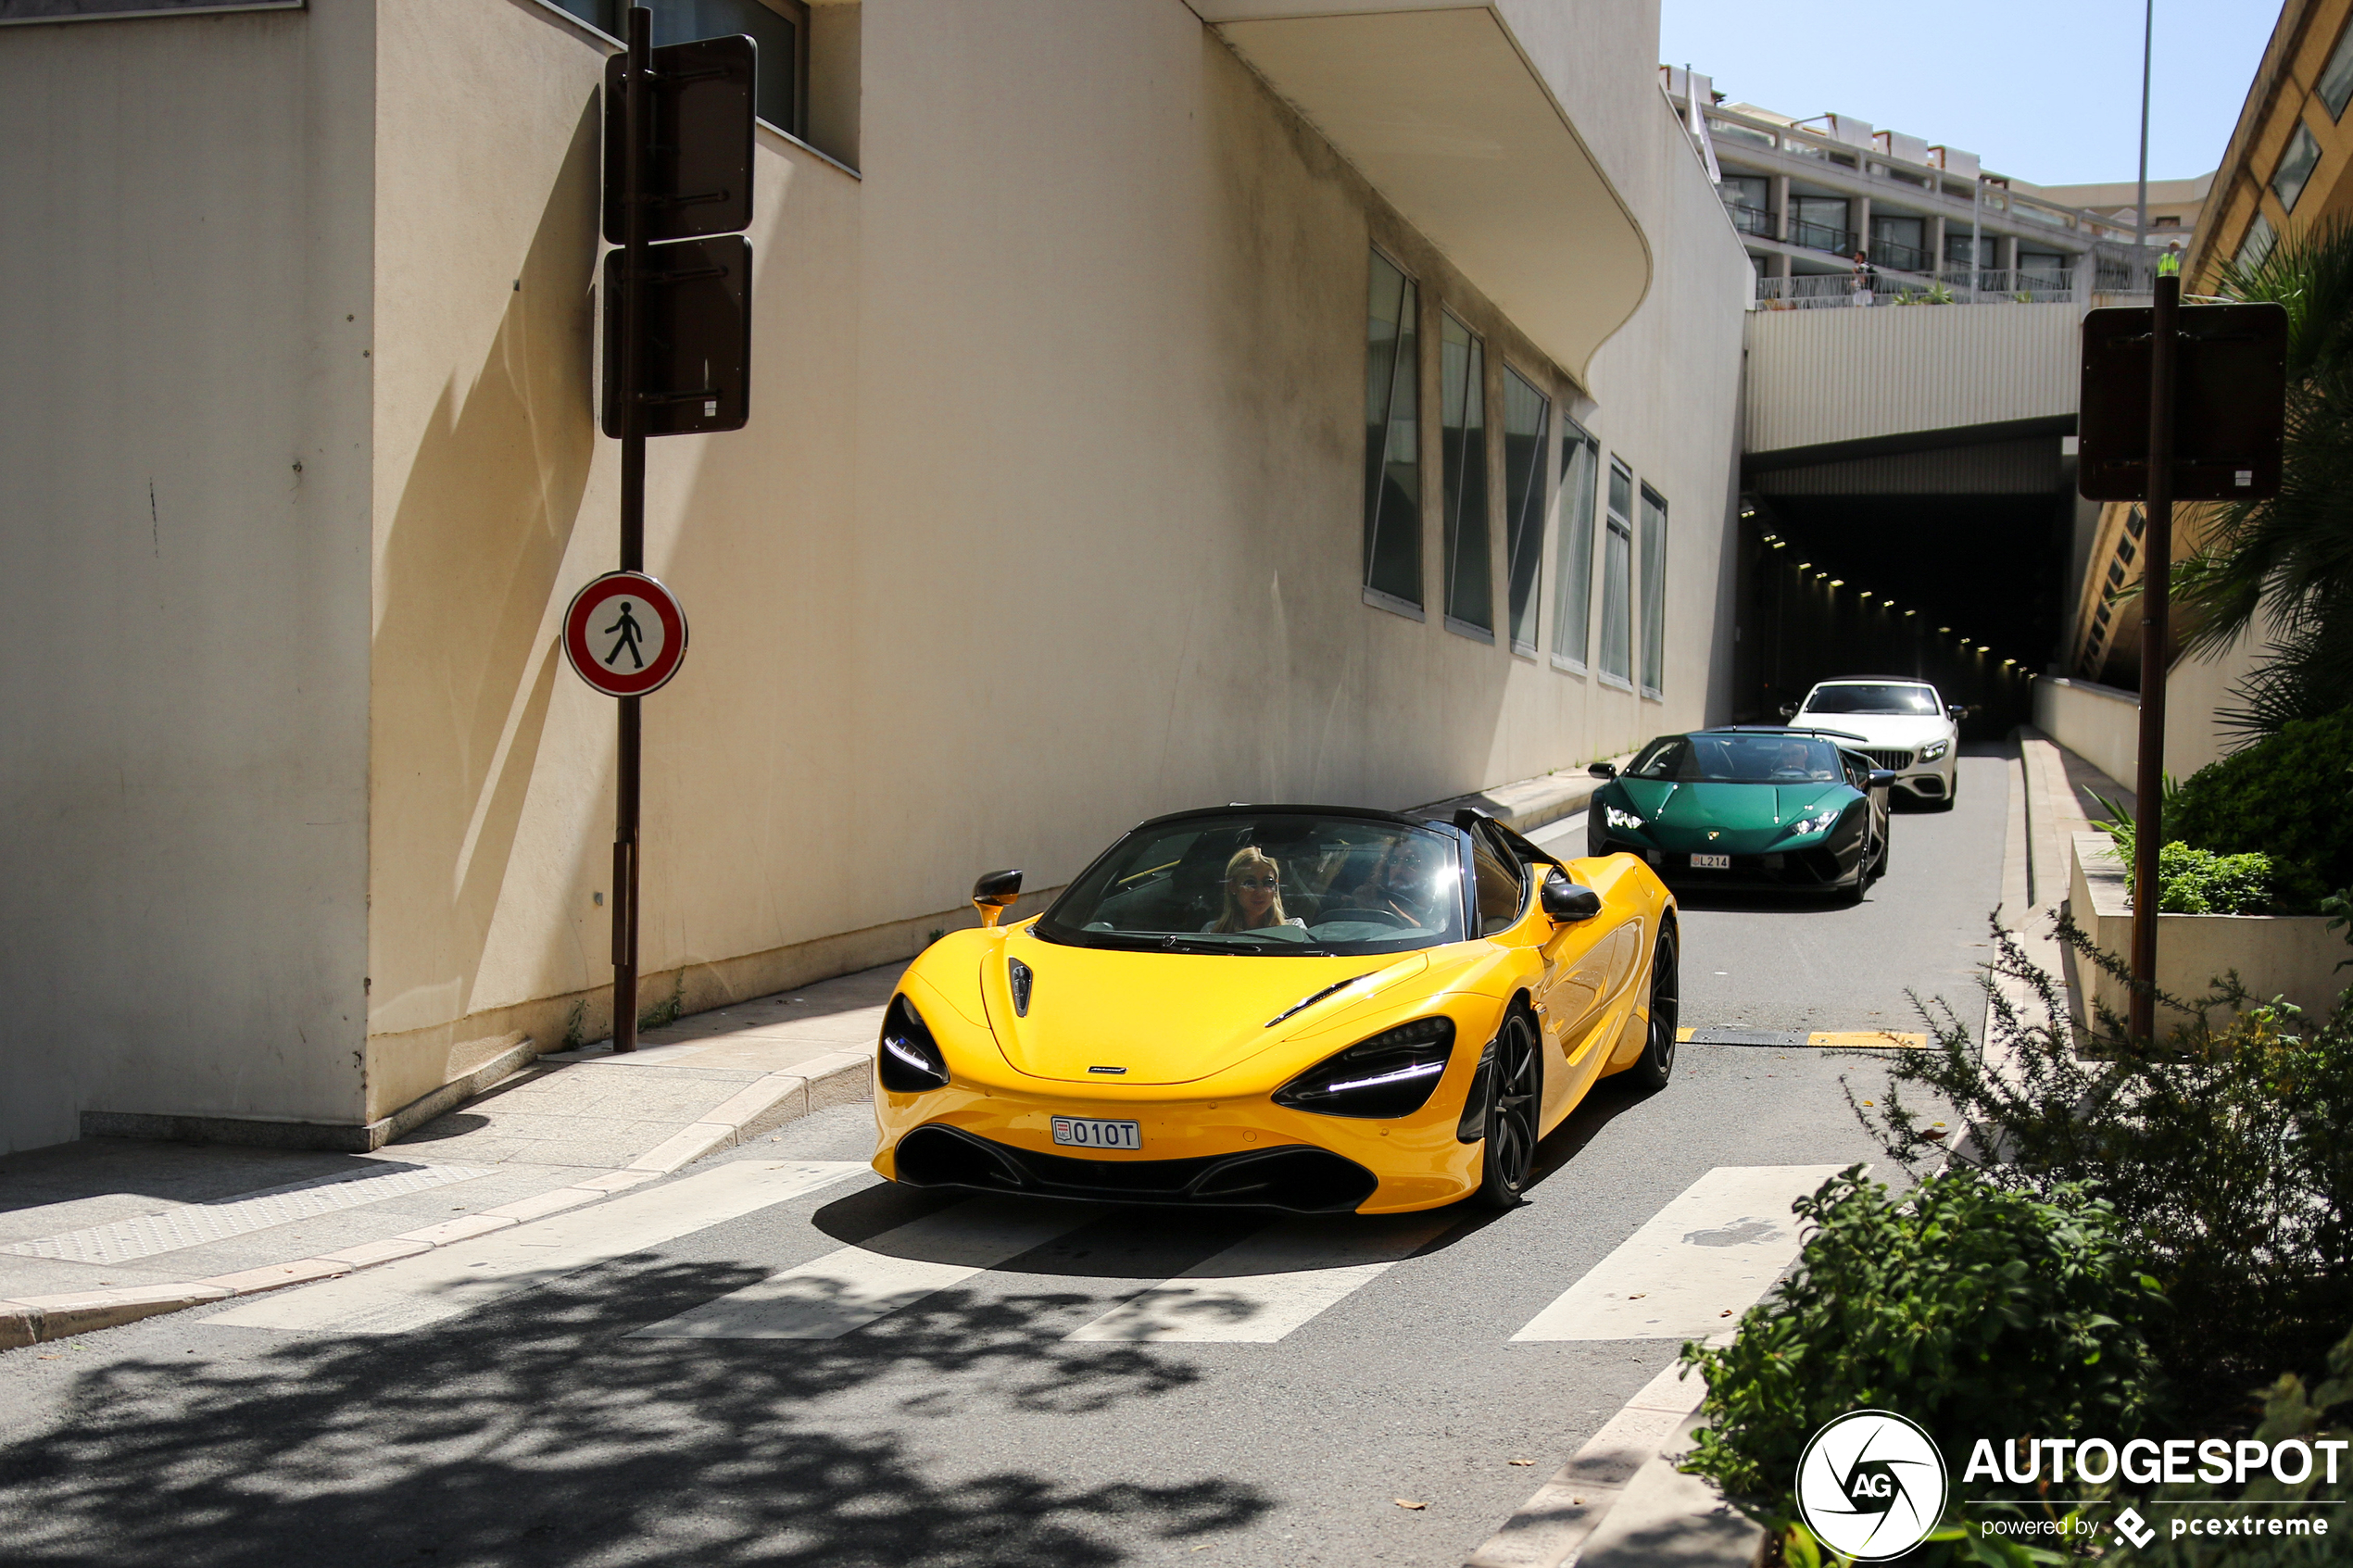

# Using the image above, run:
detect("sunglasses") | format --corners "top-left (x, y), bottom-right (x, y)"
top-left (1230, 875), bottom-right (1279, 890)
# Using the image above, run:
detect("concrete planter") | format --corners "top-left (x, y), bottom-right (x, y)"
top-left (2070, 832), bottom-right (2348, 1023)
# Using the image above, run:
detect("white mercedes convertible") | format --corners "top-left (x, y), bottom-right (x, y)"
top-left (1782, 679), bottom-right (1964, 809)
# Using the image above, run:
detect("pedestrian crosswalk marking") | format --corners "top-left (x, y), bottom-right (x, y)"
top-left (1509, 1165), bottom-right (1846, 1342)
top-left (208, 1160), bottom-right (866, 1335)
top-left (628, 1198), bottom-right (1092, 1340)
top-left (1063, 1212), bottom-right (1454, 1343)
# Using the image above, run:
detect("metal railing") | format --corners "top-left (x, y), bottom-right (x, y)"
top-left (1727, 201), bottom-right (1776, 238)
top-left (1789, 218), bottom-right (1857, 256)
top-left (1869, 236), bottom-right (1933, 274)
top-left (1754, 268), bottom-right (2084, 308)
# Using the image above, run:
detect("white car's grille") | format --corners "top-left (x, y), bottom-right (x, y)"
top-left (1858, 747), bottom-right (1914, 771)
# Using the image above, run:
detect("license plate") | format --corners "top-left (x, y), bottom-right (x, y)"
top-left (1691, 852), bottom-right (1731, 871)
top-left (1051, 1116), bottom-right (1141, 1150)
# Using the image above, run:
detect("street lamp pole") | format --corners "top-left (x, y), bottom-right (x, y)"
top-left (2135, 0), bottom-right (2153, 255)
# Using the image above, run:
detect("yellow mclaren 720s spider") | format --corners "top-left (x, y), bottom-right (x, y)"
top-left (871, 804), bottom-right (1680, 1214)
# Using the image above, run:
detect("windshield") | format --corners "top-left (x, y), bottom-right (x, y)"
top-left (1628, 734), bottom-right (1846, 784)
top-left (1802, 684), bottom-right (1942, 716)
top-left (1037, 813), bottom-right (1467, 956)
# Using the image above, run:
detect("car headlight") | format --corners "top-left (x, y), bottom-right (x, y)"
top-left (1605, 805), bottom-right (1644, 832)
top-left (1783, 808), bottom-right (1843, 838)
top-left (1272, 1017), bottom-right (1456, 1120)
top-left (1919, 739), bottom-right (1950, 763)
top-left (877, 995), bottom-right (950, 1092)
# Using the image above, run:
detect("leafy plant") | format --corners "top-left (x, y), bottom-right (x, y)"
top-left (2087, 788), bottom-right (2277, 912)
top-left (1680, 1168), bottom-right (2163, 1528)
top-left (2175, 218), bottom-right (2353, 737)
top-left (2097, 1322), bottom-right (2353, 1565)
top-left (2166, 710), bottom-right (2353, 911)
top-left (1859, 920), bottom-right (2353, 1423)
top-left (637, 972), bottom-right (686, 1032)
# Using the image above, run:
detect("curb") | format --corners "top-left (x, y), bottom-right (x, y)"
top-left (1466, 1358), bottom-right (1733, 1568)
top-left (0, 1053), bottom-right (873, 1348)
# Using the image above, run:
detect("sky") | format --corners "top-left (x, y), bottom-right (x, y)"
top-left (1660, 0), bottom-right (2285, 188)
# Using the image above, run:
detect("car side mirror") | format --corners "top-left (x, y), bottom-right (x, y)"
top-left (972, 869), bottom-right (1023, 928)
top-left (1948, 704), bottom-right (1968, 721)
top-left (1779, 703), bottom-right (1798, 720)
top-left (1587, 761), bottom-right (1617, 779)
top-left (1869, 769), bottom-right (1897, 790)
top-left (1541, 873), bottom-right (1603, 922)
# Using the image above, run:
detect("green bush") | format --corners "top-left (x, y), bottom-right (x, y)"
top-left (2099, 1322), bottom-right (2353, 1566)
top-left (1864, 922), bottom-right (2353, 1424)
top-left (2156, 842), bottom-right (2278, 914)
top-left (1680, 1168), bottom-right (2164, 1517)
top-left (2168, 710), bottom-right (2353, 913)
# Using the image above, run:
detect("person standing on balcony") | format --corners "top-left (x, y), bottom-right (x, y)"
top-left (2158, 241), bottom-right (2182, 277)
top-left (1850, 248), bottom-right (1874, 306)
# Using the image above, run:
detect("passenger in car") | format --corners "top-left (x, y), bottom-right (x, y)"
top-left (1343, 835), bottom-right (1450, 929)
top-left (1205, 847), bottom-right (1304, 933)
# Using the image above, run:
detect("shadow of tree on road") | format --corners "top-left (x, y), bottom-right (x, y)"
top-left (0, 1256), bottom-right (1268, 1567)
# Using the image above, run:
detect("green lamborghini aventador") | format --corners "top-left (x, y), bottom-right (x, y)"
top-left (1583, 727), bottom-right (1894, 900)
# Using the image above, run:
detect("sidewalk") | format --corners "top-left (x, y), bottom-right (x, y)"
top-left (0, 964), bottom-right (889, 1348)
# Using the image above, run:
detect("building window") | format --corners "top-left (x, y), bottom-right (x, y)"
top-left (2234, 213), bottom-right (2277, 272)
top-left (1944, 231), bottom-right (1995, 268)
top-left (1552, 428), bottom-right (1598, 671)
top-left (1638, 484), bottom-right (1668, 698)
top-left (1440, 311), bottom-right (1492, 638)
top-left (1792, 195), bottom-right (1852, 253)
top-left (554, 0), bottom-right (811, 137)
top-left (2322, 16), bottom-right (2353, 119)
top-left (1597, 459), bottom-right (1635, 686)
top-left (1362, 251), bottom-right (1422, 612)
top-left (1501, 367), bottom-right (1551, 656)
top-left (2018, 250), bottom-right (2069, 289)
top-left (2272, 121), bottom-right (2322, 213)
top-left (1869, 214), bottom-right (1928, 272)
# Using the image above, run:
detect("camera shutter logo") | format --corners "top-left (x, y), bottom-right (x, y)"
top-left (1795, 1410), bottom-right (1948, 1561)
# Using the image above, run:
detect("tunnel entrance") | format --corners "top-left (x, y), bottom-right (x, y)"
top-left (1731, 437), bottom-right (2082, 737)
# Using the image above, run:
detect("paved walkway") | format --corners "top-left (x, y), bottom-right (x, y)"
top-left (0, 963), bottom-right (894, 1347)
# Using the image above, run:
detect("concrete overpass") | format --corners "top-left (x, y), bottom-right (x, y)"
top-left (1734, 302), bottom-right (2098, 724)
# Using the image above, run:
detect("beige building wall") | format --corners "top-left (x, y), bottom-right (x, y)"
top-left (2, 0), bottom-right (1748, 1152)
top-left (0, 3), bottom-right (378, 1154)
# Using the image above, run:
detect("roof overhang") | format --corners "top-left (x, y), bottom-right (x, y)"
top-left (1194, 2), bottom-right (1651, 383)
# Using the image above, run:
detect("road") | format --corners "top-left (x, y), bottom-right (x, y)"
top-left (1529, 746), bottom-right (2013, 1040)
top-left (0, 755), bottom-right (2012, 1568)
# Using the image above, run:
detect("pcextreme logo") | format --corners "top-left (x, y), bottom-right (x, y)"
top-left (1796, 1410), bottom-right (1950, 1561)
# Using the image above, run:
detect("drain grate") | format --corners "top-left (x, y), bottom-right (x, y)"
top-left (5, 1161), bottom-right (494, 1265)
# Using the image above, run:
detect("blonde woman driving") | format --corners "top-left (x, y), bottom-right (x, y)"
top-left (1206, 847), bottom-right (1304, 933)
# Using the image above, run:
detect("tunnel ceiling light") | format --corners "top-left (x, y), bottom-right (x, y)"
top-left (1978, 646), bottom-right (1992, 653)
top-left (1772, 540), bottom-right (1787, 548)
top-left (1940, 626), bottom-right (1952, 633)
top-left (1794, 561), bottom-right (1811, 569)
top-left (1829, 579), bottom-right (1845, 587)
top-left (1905, 609), bottom-right (1918, 617)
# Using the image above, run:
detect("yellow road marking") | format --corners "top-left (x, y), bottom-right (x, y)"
top-left (1806, 1031), bottom-right (1926, 1050)
top-left (1675, 1026), bottom-right (1925, 1049)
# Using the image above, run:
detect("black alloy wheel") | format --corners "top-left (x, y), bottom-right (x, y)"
top-left (1475, 1010), bottom-right (1541, 1209)
top-left (1630, 921), bottom-right (1679, 1090)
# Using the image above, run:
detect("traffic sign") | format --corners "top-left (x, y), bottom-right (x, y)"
top-left (602, 33), bottom-right (756, 245)
top-left (600, 234), bottom-right (752, 438)
top-left (2079, 302), bottom-right (2287, 501)
top-left (563, 571), bottom-right (688, 697)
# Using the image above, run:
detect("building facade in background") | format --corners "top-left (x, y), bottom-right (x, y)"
top-left (1662, 69), bottom-right (2186, 308)
top-left (2065, 0), bottom-right (2353, 771)
top-left (0, 0), bottom-right (1749, 1154)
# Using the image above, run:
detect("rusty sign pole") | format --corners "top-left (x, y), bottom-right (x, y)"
top-left (611, 4), bottom-right (651, 1055)
top-left (2129, 272), bottom-right (2180, 1044)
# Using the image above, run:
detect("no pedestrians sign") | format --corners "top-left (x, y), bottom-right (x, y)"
top-left (563, 571), bottom-right (688, 697)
